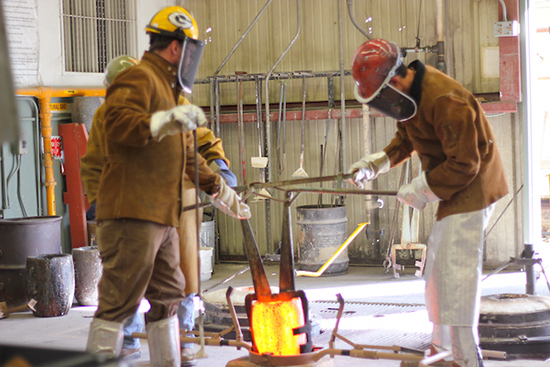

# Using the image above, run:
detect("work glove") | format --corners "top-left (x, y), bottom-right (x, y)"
top-left (348, 151), bottom-right (390, 189)
top-left (209, 159), bottom-right (238, 188)
top-left (208, 179), bottom-right (251, 219)
top-left (397, 171), bottom-right (442, 211)
top-left (150, 104), bottom-right (207, 141)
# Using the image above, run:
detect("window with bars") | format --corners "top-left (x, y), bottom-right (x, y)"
top-left (62, 0), bottom-right (137, 73)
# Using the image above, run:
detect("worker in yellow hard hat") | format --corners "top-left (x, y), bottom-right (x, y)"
top-left (84, 6), bottom-right (248, 367)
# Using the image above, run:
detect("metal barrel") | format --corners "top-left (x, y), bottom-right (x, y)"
top-left (296, 205), bottom-right (348, 275)
top-left (0, 216), bottom-right (62, 306)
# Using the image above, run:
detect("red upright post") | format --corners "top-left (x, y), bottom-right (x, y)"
top-left (59, 123), bottom-right (89, 249)
top-left (499, 0), bottom-right (522, 102)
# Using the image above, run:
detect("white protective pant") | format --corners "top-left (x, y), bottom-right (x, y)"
top-left (424, 204), bottom-right (495, 367)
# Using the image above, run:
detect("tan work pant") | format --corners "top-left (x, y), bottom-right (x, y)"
top-left (94, 218), bottom-right (186, 323)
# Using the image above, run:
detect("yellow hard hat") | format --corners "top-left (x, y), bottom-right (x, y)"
top-left (104, 55), bottom-right (139, 87)
top-left (145, 6), bottom-right (199, 41)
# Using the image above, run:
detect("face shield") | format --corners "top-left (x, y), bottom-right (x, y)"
top-left (354, 83), bottom-right (417, 122)
top-left (178, 37), bottom-right (205, 93)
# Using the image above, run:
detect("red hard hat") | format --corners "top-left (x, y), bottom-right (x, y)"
top-left (351, 39), bottom-right (401, 103)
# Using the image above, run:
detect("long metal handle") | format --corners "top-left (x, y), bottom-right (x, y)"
top-left (241, 219), bottom-right (272, 298)
top-left (279, 192), bottom-right (296, 292)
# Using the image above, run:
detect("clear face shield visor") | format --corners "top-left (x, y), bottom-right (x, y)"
top-left (354, 82), bottom-right (417, 122)
top-left (178, 37), bottom-right (205, 93)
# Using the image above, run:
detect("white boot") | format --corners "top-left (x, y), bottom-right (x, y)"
top-left (86, 318), bottom-right (124, 358)
top-left (147, 315), bottom-right (181, 367)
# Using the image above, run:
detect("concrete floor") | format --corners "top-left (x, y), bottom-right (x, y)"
top-left (2, 262), bottom-right (550, 366)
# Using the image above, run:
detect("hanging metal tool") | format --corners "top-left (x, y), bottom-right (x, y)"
top-left (251, 74), bottom-right (271, 203)
top-left (317, 109), bottom-right (332, 206)
top-left (276, 74), bottom-right (290, 176)
top-left (236, 71), bottom-right (247, 185)
top-left (292, 72), bottom-right (310, 178)
top-left (193, 130), bottom-right (207, 360)
top-left (383, 162), bottom-right (408, 274)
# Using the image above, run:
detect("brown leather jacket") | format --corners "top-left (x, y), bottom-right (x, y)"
top-left (383, 61), bottom-right (509, 220)
top-left (81, 106), bottom-right (228, 205)
top-left (95, 51), bottom-right (220, 227)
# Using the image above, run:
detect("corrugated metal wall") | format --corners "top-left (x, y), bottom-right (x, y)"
top-left (180, 0), bottom-right (521, 268)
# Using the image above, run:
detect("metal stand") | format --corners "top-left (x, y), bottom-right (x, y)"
top-left (482, 243), bottom-right (550, 295)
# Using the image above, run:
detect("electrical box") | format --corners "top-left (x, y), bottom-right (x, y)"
top-left (494, 20), bottom-right (520, 37)
top-left (13, 130), bottom-right (29, 155)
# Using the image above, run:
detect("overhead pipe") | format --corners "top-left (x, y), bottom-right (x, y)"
top-left (16, 87), bottom-right (105, 216)
top-left (212, 0), bottom-right (273, 77)
top-left (209, 0), bottom-right (273, 138)
top-left (265, 0), bottom-right (302, 185)
top-left (346, 0), bottom-right (372, 40)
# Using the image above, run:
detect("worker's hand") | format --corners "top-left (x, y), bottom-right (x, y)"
top-left (348, 151), bottom-right (390, 189)
top-left (209, 159), bottom-right (238, 188)
top-left (397, 171), bottom-right (441, 211)
top-left (209, 179), bottom-right (251, 219)
top-left (150, 104), bottom-right (207, 141)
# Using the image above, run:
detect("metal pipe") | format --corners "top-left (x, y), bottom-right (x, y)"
top-left (209, 78), bottom-right (215, 132)
top-left (265, 0), bottom-right (302, 183)
top-left (346, 0), bottom-right (371, 40)
top-left (436, 0), bottom-right (446, 72)
top-left (215, 79), bottom-right (221, 137)
top-left (0, 147), bottom-right (6, 212)
top-left (524, 243), bottom-right (536, 295)
top-left (16, 87), bottom-right (106, 215)
top-left (249, 172), bottom-right (353, 190)
top-left (263, 0), bottom-right (301, 253)
top-left (212, 0), bottom-right (274, 77)
top-left (19, 97), bottom-right (43, 216)
top-left (197, 70), bottom-right (351, 84)
top-left (338, 0), bottom-right (347, 203)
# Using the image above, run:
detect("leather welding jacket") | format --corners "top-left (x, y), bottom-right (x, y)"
top-left (383, 61), bottom-right (509, 220)
top-left (81, 100), bottom-right (229, 205)
top-left (95, 51), bottom-right (220, 227)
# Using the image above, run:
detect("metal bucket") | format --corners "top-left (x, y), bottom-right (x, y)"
top-left (72, 246), bottom-right (102, 306)
top-left (200, 220), bottom-right (216, 265)
top-left (296, 205), bottom-right (348, 275)
top-left (0, 216), bottom-right (62, 306)
top-left (26, 253), bottom-right (75, 317)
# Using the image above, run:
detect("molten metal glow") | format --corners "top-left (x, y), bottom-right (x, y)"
top-left (251, 298), bottom-right (306, 356)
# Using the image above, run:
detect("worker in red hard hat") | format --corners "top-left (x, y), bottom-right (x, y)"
top-left (349, 38), bottom-right (509, 367)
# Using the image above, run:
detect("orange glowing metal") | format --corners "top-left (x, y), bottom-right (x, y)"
top-left (251, 297), bottom-right (306, 356)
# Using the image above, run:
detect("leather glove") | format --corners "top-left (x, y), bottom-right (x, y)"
top-left (348, 151), bottom-right (390, 189)
top-left (150, 104), bottom-right (207, 141)
top-left (209, 159), bottom-right (238, 188)
top-left (208, 179), bottom-right (251, 219)
top-left (397, 171), bottom-right (442, 211)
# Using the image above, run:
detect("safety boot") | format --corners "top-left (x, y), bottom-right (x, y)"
top-left (86, 318), bottom-right (124, 358)
top-left (147, 315), bottom-right (181, 367)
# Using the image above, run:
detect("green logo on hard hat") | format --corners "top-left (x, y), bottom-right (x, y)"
top-left (168, 12), bottom-right (192, 29)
